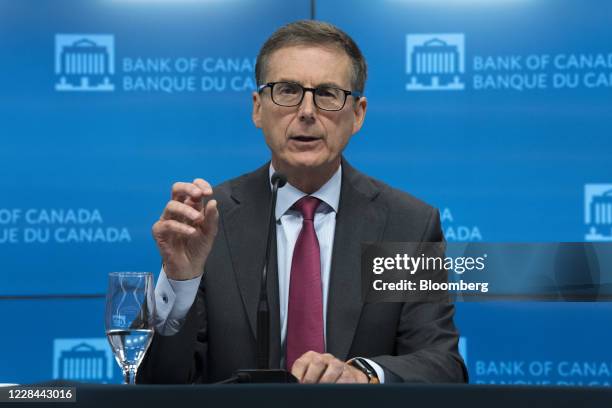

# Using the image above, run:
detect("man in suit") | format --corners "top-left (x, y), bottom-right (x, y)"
top-left (138, 20), bottom-right (467, 384)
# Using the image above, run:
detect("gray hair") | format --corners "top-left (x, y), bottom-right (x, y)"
top-left (255, 20), bottom-right (367, 93)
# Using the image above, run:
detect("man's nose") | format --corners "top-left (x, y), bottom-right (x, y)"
top-left (298, 90), bottom-right (316, 122)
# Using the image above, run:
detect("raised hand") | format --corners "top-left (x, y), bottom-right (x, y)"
top-left (152, 178), bottom-right (219, 280)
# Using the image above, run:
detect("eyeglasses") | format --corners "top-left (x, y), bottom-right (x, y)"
top-left (257, 81), bottom-right (362, 112)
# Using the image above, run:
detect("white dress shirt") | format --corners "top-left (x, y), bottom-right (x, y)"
top-left (154, 164), bottom-right (385, 382)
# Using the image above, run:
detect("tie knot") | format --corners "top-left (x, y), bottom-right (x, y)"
top-left (293, 196), bottom-right (321, 221)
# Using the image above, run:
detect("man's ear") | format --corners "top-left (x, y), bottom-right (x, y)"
top-left (252, 91), bottom-right (262, 129)
top-left (351, 96), bottom-right (367, 135)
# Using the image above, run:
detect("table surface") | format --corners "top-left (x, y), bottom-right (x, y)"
top-left (3, 383), bottom-right (611, 408)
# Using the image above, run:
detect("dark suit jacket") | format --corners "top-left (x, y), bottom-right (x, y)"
top-left (138, 158), bottom-right (468, 384)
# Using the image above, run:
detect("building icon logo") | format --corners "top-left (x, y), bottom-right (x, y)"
top-left (585, 184), bottom-right (612, 241)
top-left (406, 34), bottom-right (465, 91)
top-left (53, 338), bottom-right (116, 383)
top-left (55, 34), bottom-right (115, 92)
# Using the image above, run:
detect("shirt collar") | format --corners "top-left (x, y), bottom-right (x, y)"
top-left (270, 164), bottom-right (342, 221)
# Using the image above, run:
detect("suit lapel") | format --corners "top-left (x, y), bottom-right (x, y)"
top-left (223, 163), bottom-right (281, 367)
top-left (326, 159), bottom-right (386, 361)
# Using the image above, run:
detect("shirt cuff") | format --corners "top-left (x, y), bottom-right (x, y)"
top-left (154, 266), bottom-right (202, 336)
top-left (362, 358), bottom-right (386, 384)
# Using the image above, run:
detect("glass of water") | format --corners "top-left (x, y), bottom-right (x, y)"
top-left (105, 272), bottom-right (155, 384)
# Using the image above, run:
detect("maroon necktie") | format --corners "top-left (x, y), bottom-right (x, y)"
top-left (286, 196), bottom-right (325, 371)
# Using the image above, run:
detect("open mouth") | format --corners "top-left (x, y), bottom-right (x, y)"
top-left (290, 135), bottom-right (321, 142)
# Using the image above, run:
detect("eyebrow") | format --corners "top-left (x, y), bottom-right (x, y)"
top-left (275, 78), bottom-right (346, 89)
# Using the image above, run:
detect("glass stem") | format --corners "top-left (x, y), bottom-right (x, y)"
top-left (123, 367), bottom-right (137, 384)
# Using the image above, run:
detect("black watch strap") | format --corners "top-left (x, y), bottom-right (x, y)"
top-left (348, 357), bottom-right (380, 384)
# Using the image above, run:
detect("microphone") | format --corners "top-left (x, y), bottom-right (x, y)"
top-left (257, 172), bottom-right (286, 369)
top-left (224, 172), bottom-right (297, 383)
top-left (271, 172), bottom-right (287, 189)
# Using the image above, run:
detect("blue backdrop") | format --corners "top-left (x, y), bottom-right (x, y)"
top-left (1, 0), bottom-right (611, 385)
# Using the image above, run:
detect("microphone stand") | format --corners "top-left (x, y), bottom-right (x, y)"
top-left (224, 172), bottom-right (297, 384)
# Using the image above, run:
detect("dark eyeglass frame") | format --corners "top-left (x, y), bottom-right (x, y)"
top-left (257, 81), bottom-right (363, 111)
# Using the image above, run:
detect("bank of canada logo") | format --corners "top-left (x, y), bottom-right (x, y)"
top-left (55, 34), bottom-right (115, 92)
top-left (53, 338), bottom-right (116, 383)
top-left (406, 34), bottom-right (465, 91)
top-left (585, 184), bottom-right (612, 241)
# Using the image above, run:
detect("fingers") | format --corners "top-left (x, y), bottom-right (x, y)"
top-left (171, 179), bottom-right (213, 212)
top-left (192, 178), bottom-right (212, 195)
top-left (337, 365), bottom-right (365, 384)
top-left (291, 352), bottom-right (345, 384)
top-left (153, 180), bottom-right (217, 281)
top-left (201, 199), bottom-right (219, 235)
top-left (336, 372), bottom-right (353, 384)
top-left (166, 178), bottom-right (213, 214)
top-left (290, 354), bottom-right (309, 382)
top-left (161, 200), bottom-right (204, 224)
top-left (171, 181), bottom-right (202, 202)
top-left (188, 178), bottom-right (214, 212)
top-left (152, 219), bottom-right (197, 239)
top-left (317, 357), bottom-right (346, 383)
top-left (157, 179), bottom-right (216, 239)
top-left (301, 363), bottom-right (325, 384)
